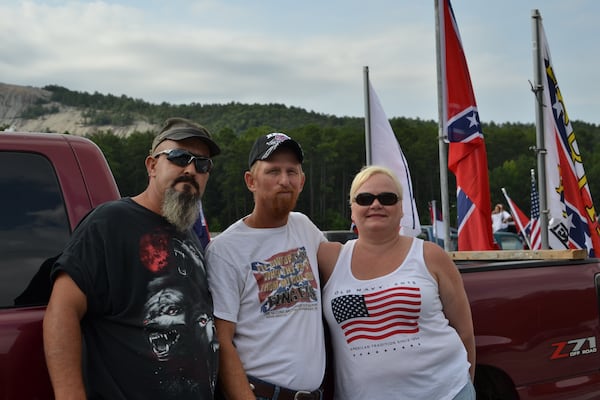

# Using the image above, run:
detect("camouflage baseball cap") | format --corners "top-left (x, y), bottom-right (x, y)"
top-left (151, 117), bottom-right (220, 156)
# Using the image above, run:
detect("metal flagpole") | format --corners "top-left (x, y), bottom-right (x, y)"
top-left (434, 0), bottom-right (451, 251)
top-left (431, 199), bottom-right (438, 239)
top-left (363, 66), bottom-right (372, 165)
top-left (531, 9), bottom-right (549, 249)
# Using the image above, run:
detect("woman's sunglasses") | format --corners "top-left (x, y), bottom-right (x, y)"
top-left (154, 148), bottom-right (213, 173)
top-left (354, 192), bottom-right (400, 206)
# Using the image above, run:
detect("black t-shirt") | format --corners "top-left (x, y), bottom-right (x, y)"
top-left (52, 198), bottom-right (218, 400)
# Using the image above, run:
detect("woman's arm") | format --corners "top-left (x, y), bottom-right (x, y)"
top-left (317, 241), bottom-right (342, 285)
top-left (423, 242), bottom-right (476, 381)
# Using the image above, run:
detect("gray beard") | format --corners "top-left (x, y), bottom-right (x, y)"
top-left (162, 187), bottom-right (201, 232)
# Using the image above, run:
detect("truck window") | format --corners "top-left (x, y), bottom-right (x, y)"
top-left (0, 151), bottom-right (70, 308)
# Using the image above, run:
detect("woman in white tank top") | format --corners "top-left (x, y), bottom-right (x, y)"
top-left (318, 165), bottom-right (475, 400)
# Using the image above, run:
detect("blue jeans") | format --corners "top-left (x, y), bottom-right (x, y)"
top-left (452, 380), bottom-right (476, 400)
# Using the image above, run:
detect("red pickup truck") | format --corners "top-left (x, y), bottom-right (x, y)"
top-left (0, 132), bottom-right (120, 400)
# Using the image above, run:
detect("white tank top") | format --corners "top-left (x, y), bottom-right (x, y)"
top-left (322, 238), bottom-right (470, 400)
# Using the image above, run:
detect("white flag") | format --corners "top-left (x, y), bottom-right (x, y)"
top-left (538, 20), bottom-right (600, 255)
top-left (368, 80), bottom-right (421, 236)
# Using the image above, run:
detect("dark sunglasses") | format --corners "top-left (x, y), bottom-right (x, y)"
top-left (154, 148), bottom-right (213, 173)
top-left (354, 192), bottom-right (400, 206)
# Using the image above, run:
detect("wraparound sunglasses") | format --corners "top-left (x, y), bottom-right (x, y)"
top-left (154, 148), bottom-right (213, 173)
top-left (354, 192), bottom-right (400, 206)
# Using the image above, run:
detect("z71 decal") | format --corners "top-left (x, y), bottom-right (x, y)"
top-left (551, 336), bottom-right (597, 359)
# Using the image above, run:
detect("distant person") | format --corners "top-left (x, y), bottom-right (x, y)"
top-left (491, 203), bottom-right (512, 233)
top-left (318, 165), bottom-right (475, 400)
top-left (43, 117), bottom-right (220, 399)
top-left (206, 132), bottom-right (327, 400)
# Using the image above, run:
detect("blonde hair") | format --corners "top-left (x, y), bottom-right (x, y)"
top-left (349, 165), bottom-right (403, 205)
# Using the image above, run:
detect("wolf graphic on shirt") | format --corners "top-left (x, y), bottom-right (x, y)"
top-left (141, 233), bottom-right (218, 399)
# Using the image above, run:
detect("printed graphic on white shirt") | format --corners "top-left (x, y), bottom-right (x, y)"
top-left (331, 284), bottom-right (421, 345)
top-left (251, 247), bottom-right (318, 315)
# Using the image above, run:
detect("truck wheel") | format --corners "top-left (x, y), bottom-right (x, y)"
top-left (474, 365), bottom-right (518, 400)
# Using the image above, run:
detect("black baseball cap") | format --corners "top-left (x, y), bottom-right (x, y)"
top-left (151, 117), bottom-right (221, 156)
top-left (248, 133), bottom-right (304, 168)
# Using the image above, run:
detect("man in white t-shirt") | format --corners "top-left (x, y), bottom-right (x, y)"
top-left (206, 133), bottom-right (326, 400)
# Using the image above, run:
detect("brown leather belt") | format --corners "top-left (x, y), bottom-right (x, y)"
top-left (249, 377), bottom-right (322, 400)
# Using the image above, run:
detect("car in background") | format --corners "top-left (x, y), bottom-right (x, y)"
top-left (419, 225), bottom-right (459, 251)
top-left (324, 226), bottom-right (460, 248)
top-left (419, 225), bottom-right (526, 250)
top-left (493, 231), bottom-right (526, 250)
top-left (323, 230), bottom-right (357, 244)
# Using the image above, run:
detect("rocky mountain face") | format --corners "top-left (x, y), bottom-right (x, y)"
top-left (0, 82), bottom-right (156, 136)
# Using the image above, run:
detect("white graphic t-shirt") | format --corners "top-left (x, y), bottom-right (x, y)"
top-left (206, 212), bottom-right (326, 391)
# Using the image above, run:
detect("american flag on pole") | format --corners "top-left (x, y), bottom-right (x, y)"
top-left (538, 19), bottom-right (600, 256)
top-left (524, 170), bottom-right (542, 250)
top-left (439, 0), bottom-right (495, 250)
top-left (331, 286), bottom-right (421, 344)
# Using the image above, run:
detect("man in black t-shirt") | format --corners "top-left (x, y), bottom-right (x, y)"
top-left (43, 118), bottom-right (220, 400)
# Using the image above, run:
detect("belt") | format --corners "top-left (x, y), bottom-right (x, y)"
top-left (248, 377), bottom-right (322, 400)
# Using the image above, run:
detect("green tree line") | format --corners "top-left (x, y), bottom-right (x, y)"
top-left (86, 118), bottom-right (600, 232)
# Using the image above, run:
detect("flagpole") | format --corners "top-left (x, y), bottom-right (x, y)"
top-left (363, 66), bottom-right (372, 165)
top-left (531, 9), bottom-right (549, 249)
top-left (434, 0), bottom-right (451, 251)
top-left (431, 200), bottom-right (438, 239)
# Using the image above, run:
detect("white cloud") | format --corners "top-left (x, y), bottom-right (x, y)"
top-left (0, 0), bottom-right (599, 123)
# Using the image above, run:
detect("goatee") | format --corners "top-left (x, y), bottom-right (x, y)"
top-left (271, 193), bottom-right (297, 220)
top-left (162, 185), bottom-right (201, 232)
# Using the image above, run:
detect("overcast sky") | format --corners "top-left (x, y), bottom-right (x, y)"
top-left (2, 0), bottom-right (599, 124)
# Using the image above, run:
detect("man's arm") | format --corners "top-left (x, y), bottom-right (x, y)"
top-left (215, 318), bottom-right (256, 400)
top-left (43, 272), bottom-right (88, 400)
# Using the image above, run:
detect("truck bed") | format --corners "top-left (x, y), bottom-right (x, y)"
top-left (457, 251), bottom-right (600, 399)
